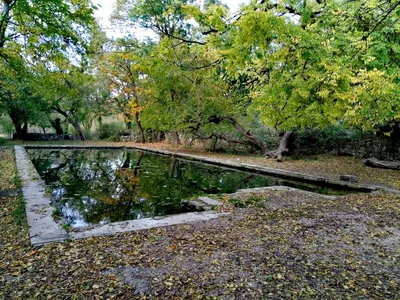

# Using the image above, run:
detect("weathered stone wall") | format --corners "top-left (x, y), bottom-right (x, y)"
top-left (14, 133), bottom-right (78, 141)
top-left (293, 130), bottom-right (400, 161)
top-left (341, 138), bottom-right (400, 161)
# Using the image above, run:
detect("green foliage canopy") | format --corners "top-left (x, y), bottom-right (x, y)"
top-left (0, 0), bottom-right (106, 138)
top-left (113, 0), bottom-right (400, 140)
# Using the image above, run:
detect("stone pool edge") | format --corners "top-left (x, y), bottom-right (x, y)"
top-left (14, 146), bottom-right (68, 247)
top-left (70, 211), bottom-right (227, 240)
top-left (15, 146), bottom-right (227, 246)
top-left (24, 145), bottom-right (400, 194)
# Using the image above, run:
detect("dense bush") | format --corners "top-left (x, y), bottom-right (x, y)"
top-left (293, 126), bottom-right (400, 160)
top-left (252, 125), bottom-right (280, 150)
top-left (95, 122), bottom-right (126, 141)
top-left (294, 126), bottom-right (355, 155)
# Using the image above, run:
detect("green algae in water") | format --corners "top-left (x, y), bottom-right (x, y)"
top-left (28, 149), bottom-right (356, 228)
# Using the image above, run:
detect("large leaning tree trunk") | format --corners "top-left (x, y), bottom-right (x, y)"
top-left (364, 157), bottom-right (400, 170)
top-left (189, 115), bottom-right (268, 154)
top-left (11, 121), bottom-right (28, 139)
top-left (70, 117), bottom-right (86, 141)
top-left (266, 131), bottom-right (295, 162)
top-left (52, 106), bottom-right (86, 141)
top-left (226, 117), bottom-right (268, 154)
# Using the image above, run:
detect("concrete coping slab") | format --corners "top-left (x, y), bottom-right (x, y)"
top-left (198, 197), bottom-right (224, 206)
top-left (14, 146), bottom-right (68, 247)
top-left (182, 197), bottom-right (223, 211)
top-left (235, 186), bottom-right (338, 199)
top-left (70, 211), bottom-right (227, 240)
top-left (182, 200), bottom-right (211, 211)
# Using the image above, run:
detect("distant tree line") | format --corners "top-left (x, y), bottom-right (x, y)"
top-left (1, 0), bottom-right (399, 155)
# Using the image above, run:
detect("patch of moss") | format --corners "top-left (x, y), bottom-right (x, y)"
top-left (52, 208), bottom-right (62, 221)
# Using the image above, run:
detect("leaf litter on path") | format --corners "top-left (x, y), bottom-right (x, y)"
top-left (1, 147), bottom-right (399, 298)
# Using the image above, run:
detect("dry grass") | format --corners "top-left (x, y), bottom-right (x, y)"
top-left (0, 147), bottom-right (18, 191)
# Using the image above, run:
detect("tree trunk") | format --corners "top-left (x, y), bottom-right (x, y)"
top-left (157, 130), bottom-right (165, 142)
top-left (364, 157), bottom-right (400, 170)
top-left (135, 111), bottom-right (145, 143)
top-left (10, 111), bottom-right (28, 139)
top-left (21, 123), bottom-right (28, 137)
top-left (266, 131), bottom-right (295, 162)
top-left (225, 117), bottom-right (267, 154)
top-left (192, 115), bottom-right (267, 154)
top-left (52, 106), bottom-right (86, 140)
top-left (172, 131), bottom-right (181, 145)
top-left (391, 121), bottom-right (400, 144)
top-left (211, 135), bottom-right (218, 151)
top-left (170, 158), bottom-right (177, 177)
top-left (71, 118), bottom-right (86, 141)
top-left (50, 118), bottom-right (64, 135)
top-left (133, 152), bottom-right (144, 176)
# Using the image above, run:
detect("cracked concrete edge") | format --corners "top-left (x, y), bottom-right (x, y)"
top-left (181, 197), bottom-right (223, 211)
top-left (70, 212), bottom-right (228, 240)
top-left (24, 145), bottom-right (400, 194)
top-left (197, 196), bottom-right (224, 206)
top-left (235, 186), bottom-right (338, 199)
top-left (14, 146), bottom-right (68, 247)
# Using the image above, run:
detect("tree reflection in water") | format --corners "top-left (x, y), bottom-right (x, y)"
top-left (28, 149), bottom-right (279, 227)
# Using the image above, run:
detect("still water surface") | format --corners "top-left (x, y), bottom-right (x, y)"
top-left (28, 149), bottom-right (348, 228)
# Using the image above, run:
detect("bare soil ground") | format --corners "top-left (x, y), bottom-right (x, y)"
top-left (1, 145), bottom-right (400, 299)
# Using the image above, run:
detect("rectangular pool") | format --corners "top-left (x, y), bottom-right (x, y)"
top-left (27, 149), bottom-right (354, 228)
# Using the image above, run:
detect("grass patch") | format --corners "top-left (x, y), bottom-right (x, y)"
top-left (14, 174), bottom-right (22, 189)
top-left (11, 194), bottom-right (27, 226)
top-left (62, 223), bottom-right (71, 230)
top-left (52, 208), bottom-right (62, 221)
